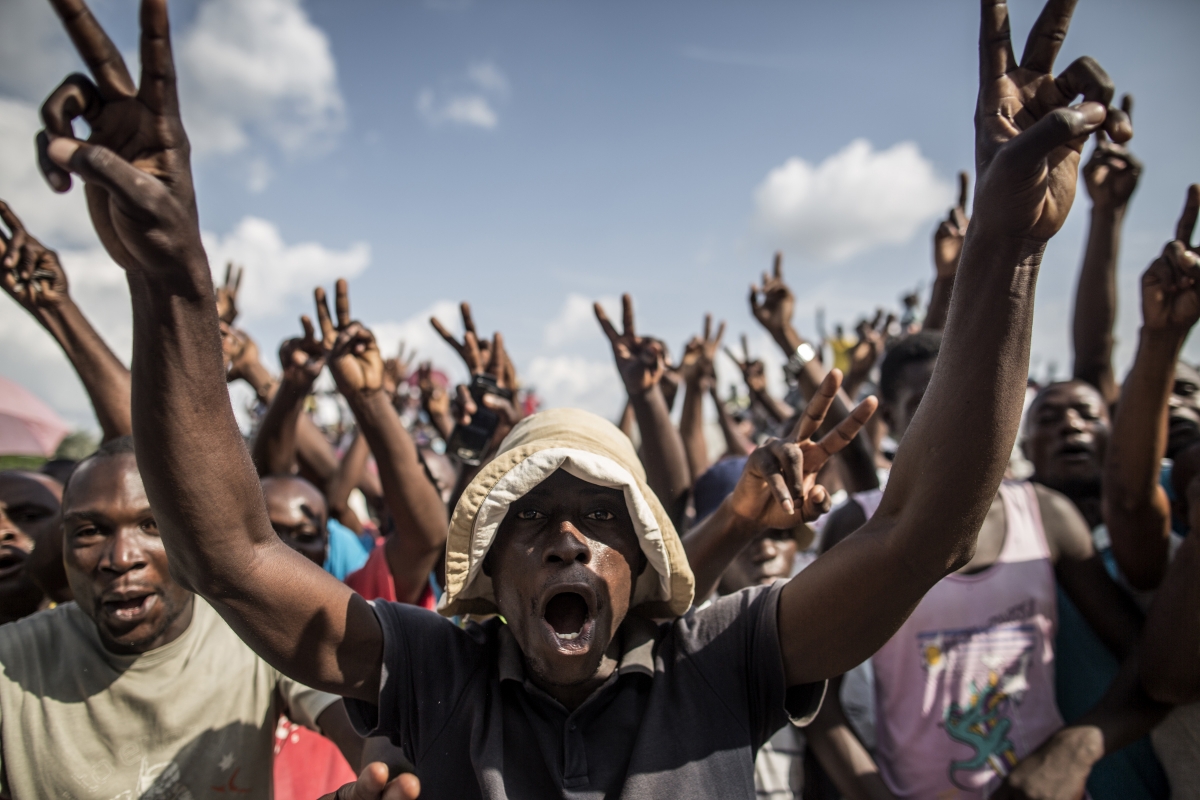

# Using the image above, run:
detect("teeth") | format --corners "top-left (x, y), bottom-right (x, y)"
top-left (557, 631), bottom-right (580, 641)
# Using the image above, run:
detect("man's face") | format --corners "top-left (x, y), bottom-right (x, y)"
top-left (63, 453), bottom-right (193, 654)
top-left (718, 530), bottom-right (798, 594)
top-left (882, 357), bottom-right (938, 441)
top-left (1024, 381), bottom-right (1110, 492)
top-left (261, 477), bottom-right (329, 567)
top-left (487, 470), bottom-right (646, 689)
top-left (0, 471), bottom-right (63, 622)
top-left (1168, 362), bottom-right (1200, 458)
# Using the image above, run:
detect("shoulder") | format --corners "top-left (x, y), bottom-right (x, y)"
top-left (1031, 482), bottom-right (1094, 561)
top-left (0, 604), bottom-right (92, 687)
top-left (674, 583), bottom-right (781, 654)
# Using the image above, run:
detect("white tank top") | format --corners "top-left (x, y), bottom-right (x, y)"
top-left (864, 481), bottom-right (1064, 798)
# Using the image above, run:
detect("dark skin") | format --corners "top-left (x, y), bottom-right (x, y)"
top-left (925, 171), bottom-right (970, 333)
top-left (0, 471), bottom-right (68, 623)
top-left (725, 334), bottom-right (794, 424)
top-left (678, 314), bottom-right (725, 482)
top-left (1023, 380), bottom-right (1110, 528)
top-left (595, 294), bottom-right (692, 525)
top-left (261, 475), bottom-right (329, 567)
top-left (1104, 185), bottom-right (1200, 591)
top-left (0, 200), bottom-right (132, 442)
top-left (215, 261), bottom-right (242, 325)
top-left (484, 470), bottom-right (646, 710)
top-left (1071, 95), bottom-right (1140, 408)
top-left (251, 315), bottom-right (327, 477)
top-left (716, 529), bottom-right (799, 596)
top-left (36, 0), bottom-right (1124, 796)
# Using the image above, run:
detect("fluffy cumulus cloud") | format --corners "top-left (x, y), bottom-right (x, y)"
top-left (369, 300), bottom-right (469, 382)
top-left (178, 0), bottom-right (346, 157)
top-left (753, 139), bottom-right (952, 262)
top-left (417, 61), bottom-right (510, 131)
top-left (0, 0), bottom-right (77, 103)
top-left (524, 355), bottom-right (624, 419)
top-left (201, 217), bottom-right (370, 322)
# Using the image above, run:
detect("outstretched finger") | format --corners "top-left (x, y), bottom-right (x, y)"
top-left (811, 396), bottom-right (879, 468)
top-left (757, 451), bottom-right (795, 517)
top-left (792, 369), bottom-right (842, 442)
top-left (749, 284), bottom-right (761, 315)
top-left (1006, 102), bottom-right (1107, 171)
top-left (772, 252), bottom-right (783, 280)
top-left (488, 332), bottom-right (509, 384)
top-left (594, 302), bottom-right (620, 344)
top-left (713, 320), bottom-right (726, 347)
top-left (233, 264), bottom-right (243, 293)
top-left (956, 171), bottom-right (970, 211)
top-left (1019, 0), bottom-right (1078, 74)
top-left (702, 313), bottom-right (711, 342)
top-left (335, 278), bottom-right (350, 330)
top-left (300, 315), bottom-right (316, 344)
top-left (741, 333), bottom-right (750, 362)
top-left (723, 346), bottom-right (743, 369)
top-left (621, 294), bottom-right (635, 338)
top-left (137, 0), bottom-right (180, 114)
top-left (48, 0), bottom-right (136, 98)
top-left (460, 302), bottom-right (477, 336)
top-left (1176, 185), bottom-right (1199, 248)
top-left (314, 287), bottom-right (336, 346)
top-left (979, 0), bottom-right (1016, 81)
top-left (223, 261), bottom-right (233, 287)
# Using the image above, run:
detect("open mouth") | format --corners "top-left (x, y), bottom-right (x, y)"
top-left (0, 548), bottom-right (25, 580)
top-left (1056, 441), bottom-right (1093, 461)
top-left (541, 588), bottom-right (595, 651)
top-left (101, 592), bottom-right (158, 622)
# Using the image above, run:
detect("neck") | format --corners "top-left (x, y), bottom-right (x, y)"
top-left (101, 593), bottom-right (195, 656)
top-left (1035, 476), bottom-right (1103, 528)
top-left (528, 628), bottom-right (624, 712)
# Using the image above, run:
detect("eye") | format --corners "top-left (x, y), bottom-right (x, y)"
top-left (515, 509), bottom-right (544, 521)
top-left (8, 506), bottom-right (51, 524)
top-left (140, 520), bottom-right (159, 535)
top-left (585, 509), bottom-right (615, 521)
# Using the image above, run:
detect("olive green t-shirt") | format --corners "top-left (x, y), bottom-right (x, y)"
top-left (0, 597), bottom-right (338, 800)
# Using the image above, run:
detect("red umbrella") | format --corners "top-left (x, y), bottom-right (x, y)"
top-left (0, 377), bottom-right (71, 457)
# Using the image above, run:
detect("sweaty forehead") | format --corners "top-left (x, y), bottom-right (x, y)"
top-left (63, 453), bottom-right (147, 514)
top-left (261, 476), bottom-right (327, 519)
top-left (1030, 381), bottom-right (1105, 416)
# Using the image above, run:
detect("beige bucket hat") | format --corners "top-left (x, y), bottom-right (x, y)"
top-left (437, 407), bottom-right (695, 619)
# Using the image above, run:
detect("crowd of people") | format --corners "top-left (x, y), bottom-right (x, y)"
top-left (0, 0), bottom-right (1197, 798)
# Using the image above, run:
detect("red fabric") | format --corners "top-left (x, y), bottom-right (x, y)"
top-left (344, 542), bottom-right (436, 610)
top-left (272, 717), bottom-right (356, 800)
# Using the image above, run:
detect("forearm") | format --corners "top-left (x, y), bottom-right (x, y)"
top-left (1141, 531), bottom-right (1200, 705)
top-left (316, 701), bottom-right (366, 773)
top-left (750, 386), bottom-right (793, 423)
top-left (41, 299), bottom-right (132, 440)
top-left (679, 380), bottom-right (709, 482)
top-left (1102, 327), bottom-right (1179, 589)
top-left (925, 275), bottom-right (954, 332)
top-left (1068, 652), bottom-right (1170, 762)
top-left (808, 689), bottom-right (896, 800)
top-left (681, 501), bottom-right (763, 601)
top-left (882, 235), bottom-right (1042, 578)
top-left (1072, 206), bottom-right (1124, 405)
top-left (251, 377), bottom-right (310, 476)
top-left (629, 385), bottom-right (691, 522)
top-left (713, 397), bottom-right (753, 457)
top-left (327, 430), bottom-right (369, 519)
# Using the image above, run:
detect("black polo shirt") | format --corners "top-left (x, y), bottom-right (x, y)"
top-left (347, 582), bottom-right (824, 799)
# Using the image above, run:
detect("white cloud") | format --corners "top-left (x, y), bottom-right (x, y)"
top-left (753, 138), bottom-right (952, 262)
top-left (178, 0), bottom-right (346, 157)
top-left (543, 293), bottom-right (617, 349)
top-left (0, 0), bottom-right (77, 103)
top-left (201, 217), bottom-right (370, 322)
top-left (524, 355), bottom-right (624, 419)
top-left (368, 300), bottom-right (469, 382)
top-left (417, 61), bottom-right (509, 131)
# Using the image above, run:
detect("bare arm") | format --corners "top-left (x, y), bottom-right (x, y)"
top-left (806, 677), bottom-right (898, 800)
top-left (327, 430), bottom-right (369, 535)
top-left (0, 202), bottom-right (132, 441)
top-left (678, 315), bottom-right (724, 482)
top-left (709, 385), bottom-right (754, 457)
top-left (39, 0), bottom-right (382, 699)
top-left (770, 0), bottom-right (1131, 685)
top-left (1103, 185), bottom-right (1200, 590)
top-left (925, 172), bottom-right (970, 333)
top-left (1072, 100), bottom-right (1140, 406)
top-left (250, 320), bottom-right (326, 477)
top-left (316, 701), bottom-right (366, 774)
top-left (317, 282), bottom-right (449, 607)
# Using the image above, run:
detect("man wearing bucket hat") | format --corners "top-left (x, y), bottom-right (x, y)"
top-left (33, 0), bottom-right (1131, 796)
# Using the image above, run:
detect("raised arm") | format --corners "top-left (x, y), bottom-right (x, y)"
top-left (327, 429), bottom-right (370, 535)
top-left (1103, 187), bottom-right (1200, 590)
top-left (726, 335), bottom-right (794, 424)
top-left (0, 201), bottom-right (131, 441)
top-left (251, 316), bottom-right (326, 477)
top-left (925, 172), bottom-right (969, 332)
top-left (678, 315), bottom-right (724, 482)
top-left (595, 295), bottom-right (692, 524)
top-left (1072, 96), bottom-right (1141, 406)
top-left (318, 281), bottom-right (449, 606)
top-left (746, 0), bottom-right (1130, 685)
top-left (710, 384), bottom-right (754, 457)
top-left (37, 0), bottom-right (381, 698)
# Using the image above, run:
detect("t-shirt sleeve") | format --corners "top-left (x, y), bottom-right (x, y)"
top-left (344, 600), bottom-right (487, 758)
top-left (678, 582), bottom-right (826, 750)
top-left (277, 676), bottom-right (342, 732)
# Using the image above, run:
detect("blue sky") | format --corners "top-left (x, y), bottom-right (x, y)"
top-left (2, 0), bottom-right (1199, 430)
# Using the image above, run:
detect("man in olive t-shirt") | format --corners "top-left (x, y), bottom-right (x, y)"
top-left (0, 440), bottom-right (360, 800)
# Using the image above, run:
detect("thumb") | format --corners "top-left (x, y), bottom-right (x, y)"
top-left (49, 138), bottom-right (165, 215)
top-left (1006, 102), bottom-right (1106, 172)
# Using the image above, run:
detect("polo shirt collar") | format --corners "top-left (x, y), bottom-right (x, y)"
top-left (498, 613), bottom-right (660, 685)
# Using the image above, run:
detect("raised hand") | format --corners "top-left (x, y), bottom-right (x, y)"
top-left (38, 0), bottom-right (205, 277)
top-left (382, 341), bottom-right (415, 397)
top-left (1140, 185), bottom-right (1200, 336)
top-left (1083, 95), bottom-right (1141, 211)
top-left (750, 253), bottom-right (795, 340)
top-left (316, 279), bottom-right (383, 396)
top-left (279, 316), bottom-right (327, 386)
top-left (725, 335), bottom-right (769, 395)
top-left (974, 0), bottom-right (1131, 242)
top-left (216, 262), bottom-right (243, 324)
top-left (595, 294), bottom-right (666, 395)
top-left (0, 201), bottom-right (70, 315)
top-left (727, 370), bottom-right (877, 526)
top-left (934, 172), bottom-right (970, 278)
top-left (679, 314), bottom-right (725, 387)
top-left (221, 323), bottom-right (260, 382)
top-left (431, 302), bottom-right (491, 375)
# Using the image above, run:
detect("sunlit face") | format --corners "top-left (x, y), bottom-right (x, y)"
top-left (485, 470), bottom-right (646, 689)
top-left (63, 454), bottom-right (193, 654)
top-left (718, 529), bottom-right (798, 594)
top-left (1024, 381), bottom-right (1110, 493)
top-left (261, 476), bottom-right (329, 567)
top-left (0, 471), bottom-right (64, 623)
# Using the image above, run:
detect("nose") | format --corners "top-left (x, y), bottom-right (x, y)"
top-left (759, 537), bottom-right (780, 560)
top-left (1062, 408), bottom-right (1086, 432)
top-left (543, 521), bottom-right (591, 567)
top-left (99, 527), bottom-right (148, 575)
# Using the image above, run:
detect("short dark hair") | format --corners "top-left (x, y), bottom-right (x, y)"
top-left (879, 331), bottom-right (942, 402)
top-left (63, 435), bottom-right (136, 496)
